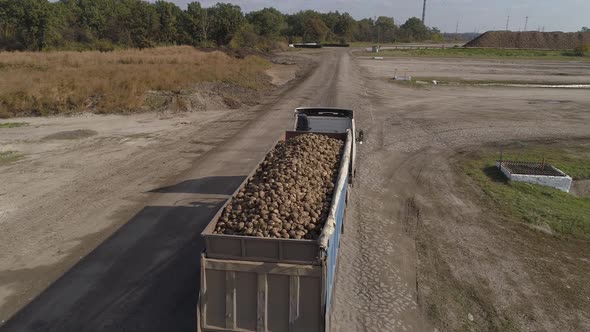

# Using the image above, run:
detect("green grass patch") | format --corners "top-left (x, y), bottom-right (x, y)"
top-left (463, 144), bottom-right (590, 239)
top-left (0, 122), bottom-right (28, 128)
top-left (0, 151), bottom-right (22, 164)
top-left (357, 47), bottom-right (590, 61)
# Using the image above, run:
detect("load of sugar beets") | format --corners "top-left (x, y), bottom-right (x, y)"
top-left (213, 133), bottom-right (344, 240)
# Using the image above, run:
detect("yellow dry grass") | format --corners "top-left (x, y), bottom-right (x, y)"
top-left (0, 46), bottom-right (270, 117)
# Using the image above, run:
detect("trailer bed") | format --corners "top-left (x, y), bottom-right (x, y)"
top-left (201, 131), bottom-right (349, 265)
top-left (198, 129), bottom-right (353, 332)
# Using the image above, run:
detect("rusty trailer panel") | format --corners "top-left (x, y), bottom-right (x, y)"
top-left (198, 256), bottom-right (325, 332)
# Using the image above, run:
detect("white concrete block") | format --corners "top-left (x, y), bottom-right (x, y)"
top-left (496, 162), bottom-right (573, 193)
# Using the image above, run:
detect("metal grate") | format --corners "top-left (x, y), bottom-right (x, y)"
top-left (498, 160), bottom-right (565, 177)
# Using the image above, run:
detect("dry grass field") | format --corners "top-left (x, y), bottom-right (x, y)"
top-left (0, 46), bottom-right (270, 118)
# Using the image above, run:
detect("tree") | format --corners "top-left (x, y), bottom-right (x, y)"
top-left (1, 1), bottom-right (444, 51)
top-left (581, 27), bottom-right (590, 32)
top-left (375, 16), bottom-right (396, 43)
top-left (0, 0), bottom-right (52, 51)
top-left (76, 0), bottom-right (111, 39)
top-left (182, 2), bottom-right (210, 43)
top-left (321, 11), bottom-right (340, 32)
top-left (119, 0), bottom-right (159, 48)
top-left (400, 17), bottom-right (430, 41)
top-left (208, 3), bottom-right (244, 45)
top-left (355, 18), bottom-right (375, 42)
top-left (285, 10), bottom-right (321, 42)
top-left (246, 7), bottom-right (285, 38)
top-left (229, 22), bottom-right (259, 48)
top-left (304, 17), bottom-right (328, 42)
top-left (334, 12), bottom-right (356, 42)
top-left (154, 0), bottom-right (182, 44)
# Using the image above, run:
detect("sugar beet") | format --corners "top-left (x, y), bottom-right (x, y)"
top-left (213, 133), bottom-right (344, 239)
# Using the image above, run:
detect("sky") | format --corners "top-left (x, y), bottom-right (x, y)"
top-left (162, 0), bottom-right (590, 33)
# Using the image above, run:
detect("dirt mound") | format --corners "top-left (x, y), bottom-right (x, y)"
top-left (465, 31), bottom-right (590, 49)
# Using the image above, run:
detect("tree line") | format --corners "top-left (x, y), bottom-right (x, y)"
top-left (0, 0), bottom-right (441, 52)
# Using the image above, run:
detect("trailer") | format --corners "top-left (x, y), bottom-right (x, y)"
top-left (197, 108), bottom-right (361, 332)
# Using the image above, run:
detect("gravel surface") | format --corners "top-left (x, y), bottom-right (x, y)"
top-left (214, 133), bottom-right (343, 239)
top-left (329, 54), bottom-right (590, 332)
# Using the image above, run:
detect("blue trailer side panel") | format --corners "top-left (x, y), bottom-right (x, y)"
top-left (324, 174), bottom-right (348, 317)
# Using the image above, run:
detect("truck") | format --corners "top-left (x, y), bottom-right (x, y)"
top-left (197, 107), bottom-right (362, 332)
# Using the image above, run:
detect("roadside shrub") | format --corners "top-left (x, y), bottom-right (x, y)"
top-left (94, 40), bottom-right (116, 53)
top-left (230, 24), bottom-right (260, 49)
top-left (196, 40), bottom-right (218, 48)
top-left (431, 33), bottom-right (445, 43)
top-left (565, 44), bottom-right (590, 57)
top-left (574, 44), bottom-right (590, 56)
top-left (230, 24), bottom-right (288, 52)
top-left (0, 107), bottom-right (11, 119)
top-left (273, 41), bottom-right (289, 51)
top-left (289, 36), bottom-right (304, 44)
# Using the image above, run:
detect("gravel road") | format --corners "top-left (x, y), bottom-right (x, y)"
top-left (329, 56), bottom-right (590, 331)
top-left (1, 50), bottom-right (589, 332)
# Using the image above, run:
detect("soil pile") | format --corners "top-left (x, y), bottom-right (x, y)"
top-left (465, 31), bottom-right (590, 49)
top-left (213, 133), bottom-right (344, 239)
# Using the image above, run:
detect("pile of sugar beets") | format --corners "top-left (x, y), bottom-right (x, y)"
top-left (213, 133), bottom-right (344, 239)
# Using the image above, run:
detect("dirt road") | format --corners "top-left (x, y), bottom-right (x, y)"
top-left (0, 49), bottom-right (364, 331)
top-left (1, 50), bottom-right (589, 331)
top-left (0, 57), bottom-right (306, 327)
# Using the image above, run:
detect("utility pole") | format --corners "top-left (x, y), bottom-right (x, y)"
top-left (422, 0), bottom-right (427, 24)
top-left (524, 16), bottom-right (529, 31)
top-left (506, 15), bottom-right (510, 31)
top-left (455, 20), bottom-right (459, 34)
